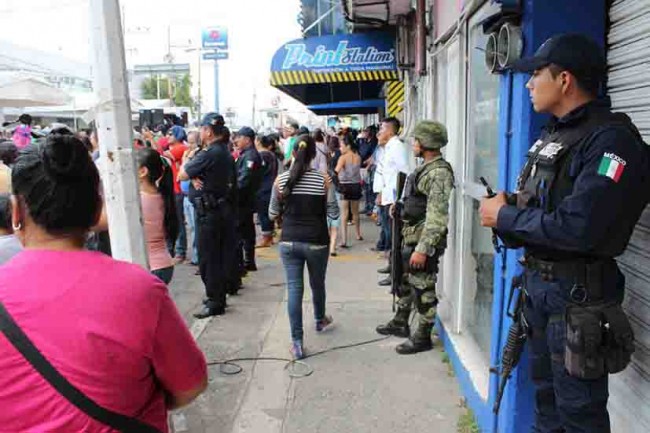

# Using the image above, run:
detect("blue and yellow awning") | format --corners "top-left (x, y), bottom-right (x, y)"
top-left (270, 32), bottom-right (400, 113)
top-left (270, 69), bottom-right (399, 86)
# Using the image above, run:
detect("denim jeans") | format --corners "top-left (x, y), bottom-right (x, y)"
top-left (256, 194), bottom-right (273, 234)
top-left (174, 193), bottom-right (187, 257)
top-left (183, 196), bottom-right (199, 264)
top-left (279, 241), bottom-right (329, 342)
top-left (376, 205), bottom-right (392, 251)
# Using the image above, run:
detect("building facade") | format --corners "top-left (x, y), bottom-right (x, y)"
top-left (368, 0), bottom-right (650, 432)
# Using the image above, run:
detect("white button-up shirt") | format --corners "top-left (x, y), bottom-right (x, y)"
top-left (373, 135), bottom-right (412, 205)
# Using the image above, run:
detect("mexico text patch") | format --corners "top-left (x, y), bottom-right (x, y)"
top-left (597, 152), bottom-right (626, 182)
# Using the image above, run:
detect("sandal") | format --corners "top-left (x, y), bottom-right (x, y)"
top-left (339, 243), bottom-right (349, 249)
top-left (356, 236), bottom-right (364, 241)
top-left (330, 251), bottom-right (338, 257)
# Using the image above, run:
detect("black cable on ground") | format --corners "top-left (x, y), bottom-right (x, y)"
top-left (207, 335), bottom-right (391, 378)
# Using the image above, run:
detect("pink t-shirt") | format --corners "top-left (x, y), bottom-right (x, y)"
top-left (0, 250), bottom-right (207, 432)
top-left (141, 192), bottom-right (173, 271)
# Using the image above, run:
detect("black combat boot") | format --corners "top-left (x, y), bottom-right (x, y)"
top-left (376, 308), bottom-right (410, 338)
top-left (395, 323), bottom-right (434, 355)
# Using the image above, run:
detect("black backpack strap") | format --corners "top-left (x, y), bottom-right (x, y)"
top-left (0, 302), bottom-right (161, 433)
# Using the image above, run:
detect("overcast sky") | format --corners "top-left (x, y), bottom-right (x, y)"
top-left (0, 0), bottom-right (304, 125)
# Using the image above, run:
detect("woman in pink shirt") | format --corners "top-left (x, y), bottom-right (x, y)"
top-left (137, 147), bottom-right (179, 284)
top-left (0, 133), bottom-right (207, 432)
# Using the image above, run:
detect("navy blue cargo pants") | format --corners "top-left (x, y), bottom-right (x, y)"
top-left (523, 267), bottom-right (625, 433)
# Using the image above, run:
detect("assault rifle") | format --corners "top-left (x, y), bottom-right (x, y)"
top-left (390, 172), bottom-right (408, 312)
top-left (493, 275), bottom-right (528, 414)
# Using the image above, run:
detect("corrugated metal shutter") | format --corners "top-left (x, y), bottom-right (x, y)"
top-left (607, 1), bottom-right (650, 432)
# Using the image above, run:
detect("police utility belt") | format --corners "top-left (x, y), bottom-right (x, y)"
top-left (521, 254), bottom-right (635, 381)
top-left (193, 194), bottom-right (229, 216)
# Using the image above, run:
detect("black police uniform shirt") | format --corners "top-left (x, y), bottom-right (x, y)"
top-left (184, 141), bottom-right (236, 203)
top-left (496, 99), bottom-right (650, 258)
top-left (236, 146), bottom-right (263, 209)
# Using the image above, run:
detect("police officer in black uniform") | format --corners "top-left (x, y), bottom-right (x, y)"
top-left (234, 126), bottom-right (263, 273)
top-left (480, 34), bottom-right (650, 433)
top-left (179, 113), bottom-right (238, 318)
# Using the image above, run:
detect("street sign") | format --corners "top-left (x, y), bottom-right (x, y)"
top-left (202, 26), bottom-right (229, 50)
top-left (203, 51), bottom-right (228, 61)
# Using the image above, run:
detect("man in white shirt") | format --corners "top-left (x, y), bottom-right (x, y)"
top-left (373, 118), bottom-right (412, 284)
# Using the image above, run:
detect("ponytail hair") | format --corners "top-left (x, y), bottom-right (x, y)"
top-left (136, 148), bottom-right (179, 243)
top-left (282, 134), bottom-right (316, 196)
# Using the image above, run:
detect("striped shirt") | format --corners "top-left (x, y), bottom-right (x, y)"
top-left (269, 169), bottom-right (340, 244)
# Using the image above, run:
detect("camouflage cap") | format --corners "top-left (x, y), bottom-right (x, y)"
top-left (412, 121), bottom-right (448, 149)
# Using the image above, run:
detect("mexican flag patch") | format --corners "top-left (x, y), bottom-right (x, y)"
top-left (597, 152), bottom-right (626, 183)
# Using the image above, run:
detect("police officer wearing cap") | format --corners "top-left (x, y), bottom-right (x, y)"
top-left (376, 121), bottom-right (455, 355)
top-left (479, 34), bottom-right (650, 432)
top-left (179, 113), bottom-right (238, 318)
top-left (234, 126), bottom-right (263, 273)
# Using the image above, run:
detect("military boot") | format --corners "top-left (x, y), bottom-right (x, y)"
top-left (395, 322), bottom-right (434, 355)
top-left (376, 308), bottom-right (410, 338)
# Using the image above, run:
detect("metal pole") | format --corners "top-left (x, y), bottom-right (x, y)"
top-left (197, 50), bottom-right (202, 121)
top-left (89, 0), bottom-right (148, 267)
top-left (252, 90), bottom-right (256, 128)
top-left (214, 60), bottom-right (220, 113)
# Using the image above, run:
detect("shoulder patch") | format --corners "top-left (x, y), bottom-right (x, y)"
top-left (597, 153), bottom-right (626, 182)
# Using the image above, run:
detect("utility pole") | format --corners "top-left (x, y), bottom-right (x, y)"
top-left (89, 0), bottom-right (148, 267)
top-left (252, 90), bottom-right (256, 128)
top-left (214, 60), bottom-right (220, 113)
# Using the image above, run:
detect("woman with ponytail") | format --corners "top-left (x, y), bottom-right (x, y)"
top-left (137, 147), bottom-right (179, 284)
top-left (269, 135), bottom-right (340, 360)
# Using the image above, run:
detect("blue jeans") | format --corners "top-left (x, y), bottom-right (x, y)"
top-left (279, 241), bottom-right (329, 342)
top-left (376, 205), bottom-right (392, 251)
top-left (256, 194), bottom-right (273, 234)
top-left (174, 193), bottom-right (187, 257)
top-left (183, 196), bottom-right (199, 264)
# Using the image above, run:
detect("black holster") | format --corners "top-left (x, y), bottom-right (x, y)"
top-left (565, 302), bottom-right (634, 379)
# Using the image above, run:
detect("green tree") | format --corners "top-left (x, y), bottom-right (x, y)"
top-left (141, 75), bottom-right (171, 100)
top-left (173, 74), bottom-right (194, 109)
top-left (140, 74), bottom-right (194, 112)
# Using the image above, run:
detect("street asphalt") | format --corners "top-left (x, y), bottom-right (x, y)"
top-left (167, 217), bottom-right (463, 433)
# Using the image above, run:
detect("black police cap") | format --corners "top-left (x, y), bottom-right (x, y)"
top-left (510, 33), bottom-right (606, 83)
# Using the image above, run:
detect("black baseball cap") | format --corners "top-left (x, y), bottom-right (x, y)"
top-left (200, 112), bottom-right (225, 128)
top-left (236, 126), bottom-right (256, 140)
top-left (510, 33), bottom-right (606, 83)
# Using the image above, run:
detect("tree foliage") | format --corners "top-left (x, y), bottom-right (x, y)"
top-left (140, 74), bottom-right (194, 112)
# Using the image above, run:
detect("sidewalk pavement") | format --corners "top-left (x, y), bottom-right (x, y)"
top-left (167, 217), bottom-right (463, 433)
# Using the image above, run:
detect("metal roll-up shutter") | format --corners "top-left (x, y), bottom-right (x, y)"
top-left (607, 1), bottom-right (650, 432)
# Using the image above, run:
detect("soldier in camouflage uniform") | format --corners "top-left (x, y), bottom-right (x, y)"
top-left (376, 121), bottom-right (455, 354)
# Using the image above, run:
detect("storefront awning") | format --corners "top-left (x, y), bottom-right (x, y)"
top-left (270, 31), bottom-right (398, 110)
top-left (306, 99), bottom-right (384, 115)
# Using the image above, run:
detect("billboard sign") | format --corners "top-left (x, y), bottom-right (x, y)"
top-left (202, 26), bottom-right (229, 50)
top-left (270, 32), bottom-right (396, 74)
top-left (203, 51), bottom-right (228, 61)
